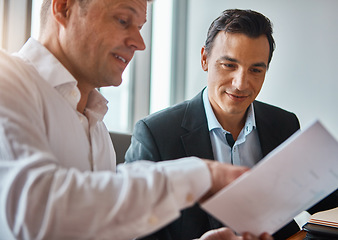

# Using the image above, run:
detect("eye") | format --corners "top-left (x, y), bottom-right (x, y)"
top-left (250, 68), bottom-right (263, 73)
top-left (118, 18), bottom-right (127, 25)
top-left (222, 63), bottom-right (236, 69)
top-left (115, 16), bottom-right (129, 27)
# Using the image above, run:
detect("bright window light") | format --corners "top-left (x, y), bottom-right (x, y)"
top-left (31, 0), bottom-right (42, 39)
top-left (101, 66), bottom-right (131, 133)
top-left (150, 0), bottom-right (173, 113)
top-left (0, 1), bottom-right (4, 48)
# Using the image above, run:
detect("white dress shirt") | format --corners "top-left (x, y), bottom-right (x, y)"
top-left (0, 38), bottom-right (211, 240)
top-left (203, 88), bottom-right (262, 167)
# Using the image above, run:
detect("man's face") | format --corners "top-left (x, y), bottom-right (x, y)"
top-left (201, 32), bottom-right (270, 121)
top-left (61, 0), bottom-right (147, 90)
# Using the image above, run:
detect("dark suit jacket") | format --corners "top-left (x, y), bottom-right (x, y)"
top-left (125, 90), bottom-right (337, 240)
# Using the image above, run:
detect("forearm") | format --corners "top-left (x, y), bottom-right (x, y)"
top-left (0, 156), bottom-right (211, 240)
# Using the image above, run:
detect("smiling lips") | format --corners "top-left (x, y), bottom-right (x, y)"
top-left (114, 54), bottom-right (127, 63)
top-left (113, 53), bottom-right (129, 64)
top-left (226, 92), bottom-right (248, 101)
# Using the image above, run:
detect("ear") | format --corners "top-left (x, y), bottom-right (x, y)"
top-left (201, 46), bottom-right (208, 72)
top-left (51, 0), bottom-right (72, 27)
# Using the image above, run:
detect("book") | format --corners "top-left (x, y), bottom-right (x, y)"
top-left (308, 207), bottom-right (338, 228)
top-left (303, 207), bottom-right (338, 237)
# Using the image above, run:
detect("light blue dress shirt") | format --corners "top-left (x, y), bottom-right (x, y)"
top-left (202, 88), bottom-right (262, 167)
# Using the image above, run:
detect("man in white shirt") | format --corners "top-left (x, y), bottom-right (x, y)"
top-left (0, 0), bottom-right (273, 239)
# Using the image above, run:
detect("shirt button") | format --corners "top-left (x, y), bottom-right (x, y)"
top-left (148, 215), bottom-right (158, 225)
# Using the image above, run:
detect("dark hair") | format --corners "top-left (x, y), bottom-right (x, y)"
top-left (204, 9), bottom-right (275, 65)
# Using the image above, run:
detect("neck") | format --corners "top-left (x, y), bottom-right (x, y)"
top-left (77, 96), bottom-right (87, 114)
top-left (76, 82), bottom-right (94, 114)
top-left (216, 112), bottom-right (247, 141)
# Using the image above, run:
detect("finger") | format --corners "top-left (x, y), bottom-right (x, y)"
top-left (259, 232), bottom-right (273, 240)
top-left (242, 232), bottom-right (273, 240)
top-left (242, 232), bottom-right (258, 240)
top-left (199, 227), bottom-right (241, 240)
top-left (199, 160), bottom-right (249, 202)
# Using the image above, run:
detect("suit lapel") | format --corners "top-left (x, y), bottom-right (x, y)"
top-left (254, 101), bottom-right (284, 157)
top-left (180, 91), bottom-right (214, 160)
top-left (254, 101), bottom-right (273, 157)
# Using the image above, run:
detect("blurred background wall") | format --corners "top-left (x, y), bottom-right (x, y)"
top-left (2, 0), bottom-right (338, 139)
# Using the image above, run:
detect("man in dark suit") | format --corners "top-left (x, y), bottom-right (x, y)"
top-left (125, 9), bottom-right (337, 240)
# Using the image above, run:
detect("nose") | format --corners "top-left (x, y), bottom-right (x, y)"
top-left (127, 27), bottom-right (146, 51)
top-left (232, 70), bottom-right (249, 91)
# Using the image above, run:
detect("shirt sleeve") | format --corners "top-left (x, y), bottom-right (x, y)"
top-left (0, 155), bottom-right (211, 240)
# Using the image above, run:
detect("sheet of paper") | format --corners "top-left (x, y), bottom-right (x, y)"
top-left (201, 120), bottom-right (338, 235)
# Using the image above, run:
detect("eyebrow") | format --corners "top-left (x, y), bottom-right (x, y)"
top-left (119, 5), bottom-right (147, 24)
top-left (219, 56), bottom-right (267, 69)
top-left (122, 6), bottom-right (137, 14)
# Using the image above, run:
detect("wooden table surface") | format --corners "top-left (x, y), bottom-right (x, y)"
top-left (286, 230), bottom-right (307, 240)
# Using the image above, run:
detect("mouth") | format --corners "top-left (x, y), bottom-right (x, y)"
top-left (229, 94), bottom-right (246, 98)
top-left (226, 92), bottom-right (248, 101)
top-left (113, 53), bottom-right (129, 64)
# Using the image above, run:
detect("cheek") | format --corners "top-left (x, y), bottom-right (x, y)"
top-left (252, 77), bottom-right (265, 92)
top-left (207, 73), bottom-right (221, 89)
top-left (208, 68), bottom-right (231, 88)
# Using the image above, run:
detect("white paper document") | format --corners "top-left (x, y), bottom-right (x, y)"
top-left (201, 120), bottom-right (338, 235)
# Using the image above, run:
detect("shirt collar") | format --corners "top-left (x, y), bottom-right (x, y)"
top-left (17, 38), bottom-right (108, 120)
top-left (17, 38), bottom-right (77, 88)
top-left (202, 87), bottom-right (256, 136)
top-left (86, 89), bottom-right (108, 122)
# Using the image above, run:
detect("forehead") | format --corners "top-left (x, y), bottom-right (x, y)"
top-left (211, 32), bottom-right (269, 62)
top-left (92, 0), bottom-right (147, 21)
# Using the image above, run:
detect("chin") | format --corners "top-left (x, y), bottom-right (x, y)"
top-left (113, 75), bottom-right (123, 86)
top-left (104, 76), bottom-right (123, 87)
top-left (111, 80), bottom-right (123, 87)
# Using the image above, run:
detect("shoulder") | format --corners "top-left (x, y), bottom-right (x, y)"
top-left (0, 49), bottom-right (49, 115)
top-left (254, 101), bottom-right (300, 155)
top-left (0, 50), bottom-right (22, 75)
top-left (0, 49), bottom-right (38, 86)
top-left (134, 101), bottom-right (190, 138)
top-left (140, 92), bottom-right (204, 128)
top-left (253, 100), bottom-right (300, 132)
top-left (143, 101), bottom-right (188, 123)
top-left (253, 100), bottom-right (298, 120)
top-left (0, 49), bottom-right (30, 72)
top-left (0, 50), bottom-right (36, 92)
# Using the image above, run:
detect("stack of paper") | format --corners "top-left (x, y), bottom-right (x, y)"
top-left (303, 207), bottom-right (338, 237)
top-left (307, 207), bottom-right (338, 228)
